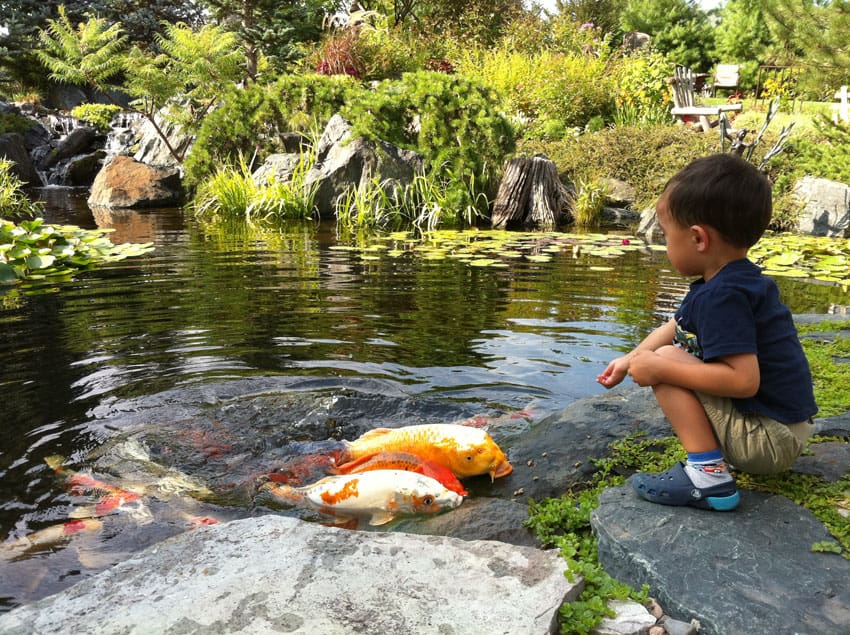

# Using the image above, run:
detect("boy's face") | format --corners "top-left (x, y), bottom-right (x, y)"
top-left (656, 193), bottom-right (702, 277)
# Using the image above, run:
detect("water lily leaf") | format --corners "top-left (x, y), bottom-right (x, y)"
top-left (762, 253), bottom-right (800, 267)
top-left (525, 255), bottom-right (552, 262)
top-left (589, 266), bottom-right (615, 272)
top-left (26, 255), bottom-right (56, 270)
top-left (764, 268), bottom-right (808, 278)
top-left (0, 263), bottom-right (18, 283)
top-left (469, 258), bottom-right (498, 266)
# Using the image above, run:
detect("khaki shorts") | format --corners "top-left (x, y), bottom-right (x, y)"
top-left (697, 392), bottom-right (815, 475)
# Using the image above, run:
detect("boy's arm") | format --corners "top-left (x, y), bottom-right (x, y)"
top-left (629, 350), bottom-right (760, 398)
top-left (597, 318), bottom-right (677, 388)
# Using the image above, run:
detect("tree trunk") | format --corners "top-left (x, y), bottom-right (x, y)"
top-left (491, 154), bottom-right (569, 229)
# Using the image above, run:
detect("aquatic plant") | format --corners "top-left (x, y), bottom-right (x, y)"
top-left (191, 152), bottom-right (319, 224)
top-left (0, 159), bottom-right (43, 219)
top-left (0, 217), bottom-right (154, 287)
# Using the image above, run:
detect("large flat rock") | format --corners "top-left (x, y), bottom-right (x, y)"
top-left (0, 515), bottom-right (581, 635)
top-left (592, 486), bottom-right (850, 635)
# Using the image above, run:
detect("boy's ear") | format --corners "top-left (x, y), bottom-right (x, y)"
top-left (690, 225), bottom-right (711, 252)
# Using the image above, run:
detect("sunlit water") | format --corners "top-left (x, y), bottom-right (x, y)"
top-left (0, 188), bottom-right (846, 609)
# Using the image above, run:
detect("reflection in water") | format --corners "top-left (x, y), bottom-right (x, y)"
top-left (1, 190), bottom-right (846, 610)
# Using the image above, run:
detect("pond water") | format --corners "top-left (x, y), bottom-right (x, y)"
top-left (1, 188), bottom-right (847, 610)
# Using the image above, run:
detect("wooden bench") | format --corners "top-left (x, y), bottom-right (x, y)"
top-left (671, 65), bottom-right (742, 132)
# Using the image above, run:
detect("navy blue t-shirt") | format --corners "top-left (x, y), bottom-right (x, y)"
top-left (673, 258), bottom-right (818, 423)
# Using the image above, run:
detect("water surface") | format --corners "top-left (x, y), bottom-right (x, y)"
top-left (1, 189), bottom-right (845, 609)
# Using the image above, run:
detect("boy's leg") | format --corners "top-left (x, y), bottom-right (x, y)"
top-left (632, 345), bottom-right (739, 511)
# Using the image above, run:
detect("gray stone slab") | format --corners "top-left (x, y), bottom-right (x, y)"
top-left (0, 515), bottom-right (581, 635)
top-left (592, 486), bottom-right (850, 635)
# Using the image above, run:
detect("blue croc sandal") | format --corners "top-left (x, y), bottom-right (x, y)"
top-left (631, 462), bottom-right (740, 511)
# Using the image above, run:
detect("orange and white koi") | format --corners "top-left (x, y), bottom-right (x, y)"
top-left (332, 451), bottom-right (468, 496)
top-left (258, 469), bottom-right (463, 526)
top-left (341, 424), bottom-right (513, 481)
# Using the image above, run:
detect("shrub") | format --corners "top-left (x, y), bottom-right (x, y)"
top-left (184, 73), bottom-right (362, 190)
top-left (0, 159), bottom-right (43, 219)
top-left (453, 41), bottom-right (617, 137)
top-left (612, 51), bottom-right (675, 127)
top-left (522, 124), bottom-right (716, 209)
top-left (71, 103), bottom-right (123, 132)
top-left (344, 71), bottom-right (516, 214)
top-left (0, 111), bottom-right (35, 135)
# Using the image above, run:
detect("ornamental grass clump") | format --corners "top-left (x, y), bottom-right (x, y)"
top-left (191, 153), bottom-right (319, 225)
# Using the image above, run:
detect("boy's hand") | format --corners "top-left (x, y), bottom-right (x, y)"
top-left (597, 356), bottom-right (629, 388)
top-left (626, 350), bottom-right (664, 386)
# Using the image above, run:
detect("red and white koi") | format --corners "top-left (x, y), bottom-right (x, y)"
top-left (259, 469), bottom-right (463, 526)
top-left (332, 451), bottom-right (468, 496)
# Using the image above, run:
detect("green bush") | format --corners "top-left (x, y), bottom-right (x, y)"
top-left (344, 71), bottom-right (516, 214)
top-left (522, 124), bottom-right (716, 209)
top-left (0, 111), bottom-right (35, 135)
top-left (454, 43), bottom-right (616, 136)
top-left (70, 103), bottom-right (122, 132)
top-left (0, 159), bottom-right (43, 219)
top-left (612, 51), bottom-right (675, 127)
top-left (184, 73), bottom-right (363, 190)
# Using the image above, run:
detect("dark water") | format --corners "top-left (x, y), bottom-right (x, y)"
top-left (0, 189), bottom-right (846, 610)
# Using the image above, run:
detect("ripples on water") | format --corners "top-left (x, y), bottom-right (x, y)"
top-left (0, 190), bottom-right (845, 609)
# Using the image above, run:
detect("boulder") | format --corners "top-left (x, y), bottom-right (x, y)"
top-left (88, 156), bottom-right (183, 209)
top-left (305, 114), bottom-right (425, 218)
top-left (62, 150), bottom-right (106, 187)
top-left (252, 153), bottom-right (301, 185)
top-left (132, 114), bottom-right (193, 168)
top-left (592, 487), bottom-right (850, 635)
top-left (42, 126), bottom-right (99, 168)
top-left (0, 132), bottom-right (42, 186)
top-left (636, 206), bottom-right (665, 244)
top-left (0, 515), bottom-right (582, 635)
top-left (793, 176), bottom-right (850, 237)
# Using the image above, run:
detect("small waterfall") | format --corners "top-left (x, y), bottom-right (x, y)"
top-left (104, 112), bottom-right (145, 163)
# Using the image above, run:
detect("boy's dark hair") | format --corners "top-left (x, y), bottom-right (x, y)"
top-left (663, 153), bottom-right (772, 248)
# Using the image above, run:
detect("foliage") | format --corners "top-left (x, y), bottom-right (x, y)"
top-left (410, 0), bottom-right (527, 48)
top-left (525, 433), bottom-right (680, 633)
top-left (344, 71), bottom-right (516, 211)
top-left (336, 170), bottom-right (490, 233)
top-left (184, 73), bottom-right (360, 190)
top-left (0, 217), bottom-right (154, 286)
top-left (714, 0), bottom-right (774, 92)
top-left (453, 33), bottom-right (616, 137)
top-left (791, 116), bottom-right (850, 185)
top-left (191, 153), bottom-right (319, 225)
top-left (572, 178), bottom-right (608, 227)
top-left (552, 0), bottom-right (628, 39)
top-left (619, 0), bottom-right (715, 72)
top-left (201, 0), bottom-right (332, 79)
top-left (521, 124), bottom-right (716, 210)
top-left (611, 50), bottom-right (674, 126)
top-left (764, 0), bottom-right (850, 95)
top-left (796, 320), bottom-right (850, 418)
top-left (304, 11), bottom-right (433, 81)
top-left (0, 160), bottom-right (43, 220)
top-left (70, 103), bottom-right (122, 132)
top-left (37, 10), bottom-right (244, 164)
top-left (0, 112), bottom-right (36, 135)
top-left (35, 5), bottom-right (128, 92)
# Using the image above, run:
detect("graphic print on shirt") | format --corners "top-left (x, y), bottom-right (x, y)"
top-left (674, 319), bottom-right (703, 359)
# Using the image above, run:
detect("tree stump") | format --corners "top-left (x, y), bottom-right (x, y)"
top-left (491, 154), bottom-right (571, 229)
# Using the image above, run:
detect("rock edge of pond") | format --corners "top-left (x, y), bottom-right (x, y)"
top-left (1, 316), bottom-right (848, 635)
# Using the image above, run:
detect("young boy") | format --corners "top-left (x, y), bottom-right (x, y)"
top-left (597, 153), bottom-right (817, 511)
